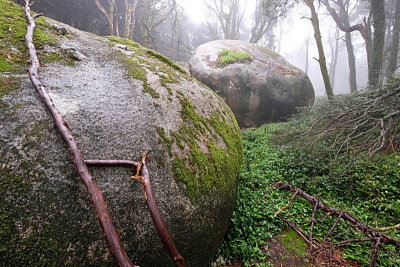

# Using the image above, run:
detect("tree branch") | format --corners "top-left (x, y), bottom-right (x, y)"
top-left (24, 2), bottom-right (133, 266)
top-left (276, 182), bottom-right (400, 247)
top-left (85, 156), bottom-right (186, 267)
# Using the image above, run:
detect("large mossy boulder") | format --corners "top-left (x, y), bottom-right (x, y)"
top-left (189, 40), bottom-right (315, 128)
top-left (0, 1), bottom-right (242, 266)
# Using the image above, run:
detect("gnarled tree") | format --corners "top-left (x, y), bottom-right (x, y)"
top-left (137, 0), bottom-right (177, 48)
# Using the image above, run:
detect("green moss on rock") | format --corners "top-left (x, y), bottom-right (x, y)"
top-left (0, 76), bottom-right (21, 98)
top-left (145, 49), bottom-right (187, 75)
top-left (41, 51), bottom-right (75, 66)
top-left (218, 48), bottom-right (252, 67)
top-left (0, 0), bottom-right (54, 73)
top-left (118, 52), bottom-right (160, 98)
top-left (106, 35), bottom-right (242, 202)
top-left (159, 96), bottom-right (242, 201)
top-left (105, 36), bottom-right (142, 49)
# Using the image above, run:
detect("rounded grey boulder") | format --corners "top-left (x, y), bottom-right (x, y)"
top-left (0, 10), bottom-right (242, 267)
top-left (189, 40), bottom-right (315, 128)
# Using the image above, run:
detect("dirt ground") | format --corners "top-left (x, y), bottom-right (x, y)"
top-left (218, 229), bottom-right (360, 267)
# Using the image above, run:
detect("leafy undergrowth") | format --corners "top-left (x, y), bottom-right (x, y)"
top-left (214, 122), bottom-right (400, 266)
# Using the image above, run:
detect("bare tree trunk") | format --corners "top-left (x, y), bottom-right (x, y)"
top-left (113, 1), bottom-right (120, 37)
top-left (383, 0), bottom-right (394, 80)
top-left (205, 0), bottom-right (244, 40)
top-left (345, 31), bottom-right (357, 93)
top-left (339, 0), bottom-right (357, 93)
top-left (305, 32), bottom-right (310, 75)
top-left (305, 0), bottom-right (334, 99)
top-left (329, 26), bottom-right (339, 90)
top-left (123, 0), bottom-right (138, 39)
top-left (249, 0), bottom-right (270, 43)
top-left (139, 0), bottom-right (177, 48)
top-left (94, 0), bottom-right (119, 36)
top-left (387, 0), bottom-right (400, 77)
top-left (369, 0), bottom-right (386, 87)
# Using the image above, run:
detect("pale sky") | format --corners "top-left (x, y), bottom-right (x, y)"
top-left (178, 0), bottom-right (207, 24)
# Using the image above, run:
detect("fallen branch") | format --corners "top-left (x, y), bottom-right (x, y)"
top-left (275, 182), bottom-right (400, 247)
top-left (24, 1), bottom-right (135, 266)
top-left (272, 182), bottom-right (400, 266)
top-left (86, 156), bottom-right (186, 267)
top-left (24, 2), bottom-right (186, 266)
top-left (378, 223), bottom-right (400, 231)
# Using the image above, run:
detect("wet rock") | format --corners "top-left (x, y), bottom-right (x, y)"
top-left (189, 40), bottom-right (315, 128)
top-left (0, 5), bottom-right (242, 267)
top-left (52, 24), bottom-right (67, 35)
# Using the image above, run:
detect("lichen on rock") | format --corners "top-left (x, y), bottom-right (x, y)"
top-left (0, 2), bottom-right (242, 267)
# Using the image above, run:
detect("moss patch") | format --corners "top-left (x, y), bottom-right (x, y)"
top-left (0, 0), bottom-right (55, 73)
top-left (118, 52), bottom-right (160, 98)
top-left (278, 229), bottom-right (307, 258)
top-left (107, 36), bottom-right (188, 99)
top-left (105, 36), bottom-right (142, 49)
top-left (41, 51), bottom-right (76, 66)
top-left (145, 49), bottom-right (187, 75)
top-left (106, 36), bottom-right (184, 95)
top-left (0, 76), bottom-right (21, 98)
top-left (218, 48), bottom-right (252, 67)
top-left (160, 96), bottom-right (242, 201)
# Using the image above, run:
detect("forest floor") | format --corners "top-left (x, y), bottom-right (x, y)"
top-left (213, 118), bottom-right (400, 267)
top-left (221, 228), bottom-right (360, 267)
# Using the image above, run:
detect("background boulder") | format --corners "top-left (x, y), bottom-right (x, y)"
top-left (0, 2), bottom-right (242, 266)
top-left (189, 40), bottom-right (315, 128)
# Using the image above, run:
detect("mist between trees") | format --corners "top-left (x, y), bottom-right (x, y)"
top-left (24, 0), bottom-right (400, 96)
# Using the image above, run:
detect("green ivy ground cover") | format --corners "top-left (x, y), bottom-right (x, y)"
top-left (215, 123), bottom-right (400, 266)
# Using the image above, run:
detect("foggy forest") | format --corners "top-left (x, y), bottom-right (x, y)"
top-left (0, 0), bottom-right (399, 266)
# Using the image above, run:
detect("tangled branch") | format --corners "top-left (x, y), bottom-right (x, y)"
top-left (272, 182), bottom-right (400, 266)
top-left (24, 1), bottom-right (185, 266)
top-left (290, 79), bottom-right (400, 157)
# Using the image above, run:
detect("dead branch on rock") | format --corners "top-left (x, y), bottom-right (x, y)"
top-left (24, 1), bottom-right (185, 266)
top-left (271, 181), bottom-right (400, 266)
top-left (85, 155), bottom-right (186, 267)
top-left (24, 1), bottom-right (135, 266)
